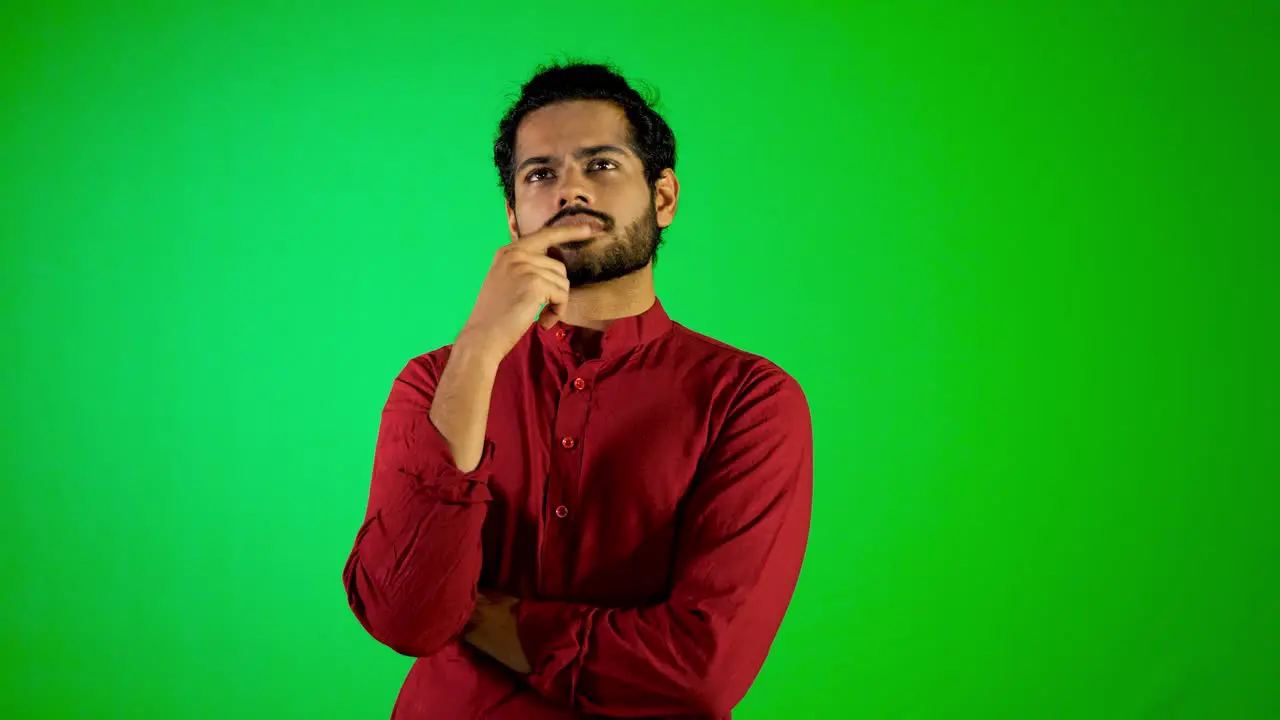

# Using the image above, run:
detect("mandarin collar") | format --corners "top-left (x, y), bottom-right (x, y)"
top-left (536, 297), bottom-right (673, 359)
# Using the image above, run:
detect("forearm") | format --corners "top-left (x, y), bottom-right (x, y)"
top-left (345, 487), bottom-right (488, 657)
top-left (514, 560), bottom-right (801, 717)
top-left (344, 353), bottom-right (501, 658)
top-left (429, 333), bottom-right (502, 472)
top-left (514, 372), bottom-right (813, 716)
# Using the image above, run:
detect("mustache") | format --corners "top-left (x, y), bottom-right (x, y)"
top-left (546, 207), bottom-right (614, 231)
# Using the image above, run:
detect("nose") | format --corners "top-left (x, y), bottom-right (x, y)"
top-left (556, 165), bottom-right (593, 208)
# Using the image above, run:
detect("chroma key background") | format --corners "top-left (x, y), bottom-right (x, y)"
top-left (2, 1), bottom-right (1276, 717)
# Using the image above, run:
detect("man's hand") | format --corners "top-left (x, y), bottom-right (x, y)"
top-left (457, 223), bottom-right (595, 361)
top-left (464, 590), bottom-right (533, 674)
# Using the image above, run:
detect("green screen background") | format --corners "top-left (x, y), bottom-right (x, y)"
top-left (3, 1), bottom-right (1276, 717)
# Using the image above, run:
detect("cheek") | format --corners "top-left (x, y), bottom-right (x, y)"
top-left (533, 186), bottom-right (562, 208)
top-left (514, 199), bottom-right (549, 231)
top-left (619, 195), bottom-right (652, 228)
top-left (526, 211), bottom-right (554, 231)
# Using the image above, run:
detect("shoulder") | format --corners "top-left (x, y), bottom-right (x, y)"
top-left (667, 323), bottom-right (810, 414)
top-left (391, 344), bottom-right (456, 388)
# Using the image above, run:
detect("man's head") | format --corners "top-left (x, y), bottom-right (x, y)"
top-left (493, 62), bottom-right (679, 288)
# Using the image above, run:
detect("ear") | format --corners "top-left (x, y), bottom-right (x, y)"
top-left (506, 200), bottom-right (520, 242)
top-left (653, 169), bottom-right (679, 229)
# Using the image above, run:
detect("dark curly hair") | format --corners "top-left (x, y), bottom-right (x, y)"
top-left (492, 61), bottom-right (677, 209)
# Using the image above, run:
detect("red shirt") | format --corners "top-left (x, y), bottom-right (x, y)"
top-left (343, 298), bottom-right (813, 719)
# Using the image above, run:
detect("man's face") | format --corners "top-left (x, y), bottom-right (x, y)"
top-left (508, 100), bottom-right (676, 287)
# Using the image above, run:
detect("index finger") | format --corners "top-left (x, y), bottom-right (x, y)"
top-left (517, 222), bottom-right (597, 252)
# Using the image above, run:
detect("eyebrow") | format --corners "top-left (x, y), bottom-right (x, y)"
top-left (516, 145), bottom-right (632, 174)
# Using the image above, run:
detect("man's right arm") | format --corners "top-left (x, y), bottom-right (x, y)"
top-left (342, 337), bottom-right (502, 658)
top-left (344, 222), bottom-right (587, 657)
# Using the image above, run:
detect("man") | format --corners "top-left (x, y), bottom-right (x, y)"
top-left (343, 62), bottom-right (813, 719)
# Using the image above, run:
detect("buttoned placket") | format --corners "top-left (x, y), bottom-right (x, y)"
top-left (539, 327), bottom-right (602, 598)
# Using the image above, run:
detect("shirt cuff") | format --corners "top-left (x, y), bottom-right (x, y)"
top-left (410, 429), bottom-right (498, 504)
top-left (515, 599), bottom-right (595, 706)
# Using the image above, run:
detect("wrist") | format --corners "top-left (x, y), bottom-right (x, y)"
top-left (452, 329), bottom-right (505, 369)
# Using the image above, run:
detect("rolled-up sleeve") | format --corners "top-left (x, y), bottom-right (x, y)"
top-left (343, 352), bottom-right (495, 658)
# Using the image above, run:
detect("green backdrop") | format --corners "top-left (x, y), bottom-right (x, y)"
top-left (3, 1), bottom-right (1276, 718)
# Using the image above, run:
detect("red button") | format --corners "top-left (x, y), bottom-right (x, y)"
top-left (560, 436), bottom-right (576, 449)
top-left (573, 377), bottom-right (586, 390)
top-left (554, 328), bottom-right (567, 341)
top-left (554, 505), bottom-right (569, 518)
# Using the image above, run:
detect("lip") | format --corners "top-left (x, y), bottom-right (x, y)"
top-left (552, 215), bottom-right (606, 232)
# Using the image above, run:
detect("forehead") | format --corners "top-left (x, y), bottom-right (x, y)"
top-left (515, 100), bottom-right (632, 159)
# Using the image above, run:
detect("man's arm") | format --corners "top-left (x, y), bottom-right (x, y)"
top-left (344, 223), bottom-right (589, 658)
top-left (342, 340), bottom-right (502, 657)
top-left (468, 366), bottom-right (814, 717)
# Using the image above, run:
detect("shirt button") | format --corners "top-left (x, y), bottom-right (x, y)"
top-left (560, 436), bottom-right (576, 449)
top-left (554, 505), bottom-right (569, 519)
top-left (573, 377), bottom-right (586, 391)
top-left (555, 328), bottom-right (567, 341)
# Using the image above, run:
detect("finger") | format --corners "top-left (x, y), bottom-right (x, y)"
top-left (518, 264), bottom-right (570, 298)
top-left (537, 282), bottom-right (570, 330)
top-left (509, 252), bottom-right (570, 277)
top-left (517, 222), bottom-right (597, 253)
top-left (537, 305), bottom-right (559, 330)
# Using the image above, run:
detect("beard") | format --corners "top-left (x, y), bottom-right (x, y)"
top-left (564, 202), bottom-right (662, 287)
top-left (524, 201), bottom-right (663, 288)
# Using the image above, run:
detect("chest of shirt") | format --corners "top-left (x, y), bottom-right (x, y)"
top-left (478, 353), bottom-right (722, 604)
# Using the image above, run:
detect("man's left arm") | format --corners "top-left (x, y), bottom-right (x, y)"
top-left (466, 367), bottom-right (814, 718)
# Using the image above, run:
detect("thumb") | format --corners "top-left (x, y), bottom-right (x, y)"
top-left (536, 303), bottom-right (560, 330)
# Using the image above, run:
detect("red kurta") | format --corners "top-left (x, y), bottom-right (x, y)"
top-left (344, 298), bottom-right (813, 718)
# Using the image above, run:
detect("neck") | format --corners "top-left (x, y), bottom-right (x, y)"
top-left (560, 265), bottom-right (656, 331)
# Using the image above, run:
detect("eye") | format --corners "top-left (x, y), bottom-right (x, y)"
top-left (588, 158), bottom-right (618, 171)
top-left (525, 168), bottom-right (553, 183)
